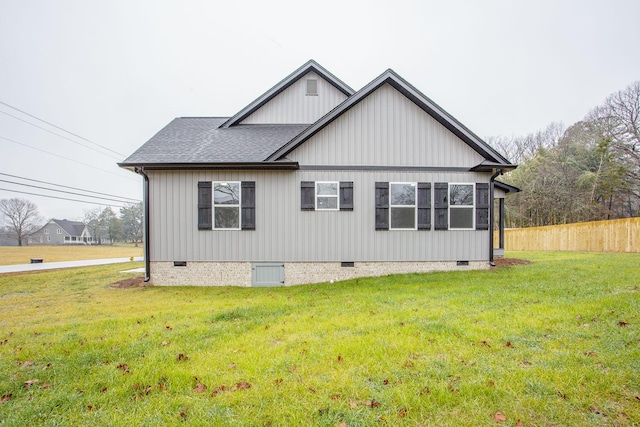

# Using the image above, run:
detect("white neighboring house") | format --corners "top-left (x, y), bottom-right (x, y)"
top-left (30, 219), bottom-right (93, 245)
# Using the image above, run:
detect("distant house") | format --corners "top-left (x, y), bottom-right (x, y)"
top-left (0, 227), bottom-right (18, 246)
top-left (30, 219), bottom-right (92, 245)
top-left (120, 60), bottom-right (518, 287)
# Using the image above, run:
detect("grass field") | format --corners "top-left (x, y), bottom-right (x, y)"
top-left (0, 251), bottom-right (638, 426)
top-left (0, 244), bottom-right (143, 265)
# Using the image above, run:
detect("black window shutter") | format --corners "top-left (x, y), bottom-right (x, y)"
top-left (339, 181), bottom-right (353, 211)
top-left (434, 182), bottom-right (448, 230)
top-left (241, 181), bottom-right (256, 230)
top-left (375, 182), bottom-right (389, 230)
top-left (417, 182), bottom-right (431, 230)
top-left (475, 183), bottom-right (490, 230)
top-left (301, 181), bottom-right (315, 210)
top-left (197, 181), bottom-right (212, 230)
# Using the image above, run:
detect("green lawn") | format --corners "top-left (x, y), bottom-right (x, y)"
top-left (0, 252), bottom-right (638, 426)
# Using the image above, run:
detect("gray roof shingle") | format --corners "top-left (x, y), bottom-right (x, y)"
top-left (121, 118), bottom-right (308, 165)
top-left (53, 219), bottom-right (87, 236)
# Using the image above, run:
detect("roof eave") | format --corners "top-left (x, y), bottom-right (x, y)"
top-left (470, 161), bottom-right (518, 172)
top-left (118, 161), bottom-right (299, 171)
top-left (494, 180), bottom-right (521, 194)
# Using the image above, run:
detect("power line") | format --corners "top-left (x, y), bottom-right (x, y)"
top-left (0, 179), bottom-right (139, 204)
top-left (0, 100), bottom-right (126, 157)
top-left (0, 135), bottom-right (139, 182)
top-left (0, 110), bottom-right (122, 161)
top-left (0, 172), bottom-right (141, 203)
top-left (0, 188), bottom-right (131, 208)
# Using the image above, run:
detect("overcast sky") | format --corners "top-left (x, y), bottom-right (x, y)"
top-left (1, 0), bottom-right (639, 221)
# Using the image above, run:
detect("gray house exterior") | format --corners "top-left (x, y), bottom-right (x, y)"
top-left (120, 60), bottom-right (517, 286)
top-left (30, 219), bottom-right (92, 245)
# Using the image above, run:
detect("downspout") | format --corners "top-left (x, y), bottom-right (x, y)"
top-left (489, 168), bottom-right (503, 267)
top-left (134, 167), bottom-right (151, 282)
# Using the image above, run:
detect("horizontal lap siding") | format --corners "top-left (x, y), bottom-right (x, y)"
top-left (148, 170), bottom-right (489, 262)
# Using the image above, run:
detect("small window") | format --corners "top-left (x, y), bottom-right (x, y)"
top-left (47, 236), bottom-right (50, 242)
top-left (390, 182), bottom-right (416, 230)
top-left (44, 229), bottom-right (49, 234)
top-left (213, 182), bottom-right (241, 229)
top-left (449, 183), bottom-right (475, 230)
top-left (57, 228), bottom-right (62, 234)
top-left (316, 182), bottom-right (338, 210)
top-left (306, 79), bottom-right (318, 96)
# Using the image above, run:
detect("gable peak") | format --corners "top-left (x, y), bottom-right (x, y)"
top-left (220, 60), bottom-right (354, 128)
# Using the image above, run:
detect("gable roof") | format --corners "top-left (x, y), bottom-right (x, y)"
top-left (266, 69), bottom-right (513, 167)
top-left (219, 59), bottom-right (355, 128)
top-left (119, 61), bottom-right (516, 172)
top-left (51, 219), bottom-right (87, 236)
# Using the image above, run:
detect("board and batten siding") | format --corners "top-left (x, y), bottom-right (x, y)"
top-left (148, 170), bottom-right (490, 263)
top-left (239, 71), bottom-right (348, 125)
top-left (287, 83), bottom-right (485, 167)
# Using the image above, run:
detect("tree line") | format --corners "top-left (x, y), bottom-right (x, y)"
top-left (490, 81), bottom-right (639, 228)
top-left (0, 198), bottom-right (143, 246)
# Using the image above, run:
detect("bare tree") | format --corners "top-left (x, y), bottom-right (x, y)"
top-left (486, 122), bottom-right (565, 164)
top-left (84, 207), bottom-right (105, 245)
top-left (588, 81), bottom-right (640, 214)
top-left (0, 198), bottom-right (43, 246)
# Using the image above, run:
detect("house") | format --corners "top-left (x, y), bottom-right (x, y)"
top-left (30, 219), bottom-right (92, 245)
top-left (119, 60), bottom-right (518, 286)
top-left (0, 226), bottom-right (19, 246)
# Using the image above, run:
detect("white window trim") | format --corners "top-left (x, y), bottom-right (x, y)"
top-left (315, 181), bottom-right (339, 211)
top-left (57, 228), bottom-right (62, 234)
top-left (213, 181), bottom-right (241, 230)
top-left (389, 182), bottom-right (417, 231)
top-left (44, 229), bottom-right (49, 234)
top-left (448, 182), bottom-right (475, 231)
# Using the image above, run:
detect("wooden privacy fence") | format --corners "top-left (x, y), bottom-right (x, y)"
top-left (495, 217), bottom-right (640, 253)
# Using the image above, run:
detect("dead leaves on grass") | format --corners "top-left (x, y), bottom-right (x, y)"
top-left (23, 379), bottom-right (39, 388)
top-left (193, 383), bottom-right (207, 393)
top-left (209, 381), bottom-right (252, 397)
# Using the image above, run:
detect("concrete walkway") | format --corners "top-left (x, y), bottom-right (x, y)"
top-left (0, 257), bottom-right (144, 274)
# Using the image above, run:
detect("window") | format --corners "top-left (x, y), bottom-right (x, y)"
top-left (316, 182), bottom-right (338, 210)
top-left (390, 182), bottom-right (416, 229)
top-left (306, 79), bottom-right (318, 96)
top-left (57, 228), bottom-right (62, 234)
top-left (301, 181), bottom-right (353, 211)
top-left (213, 182), bottom-right (240, 229)
top-left (198, 181), bottom-right (255, 231)
top-left (376, 182), bottom-right (430, 230)
top-left (449, 183), bottom-right (474, 229)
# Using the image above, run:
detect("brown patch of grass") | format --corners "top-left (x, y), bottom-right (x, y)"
top-left (111, 276), bottom-right (146, 289)
top-left (494, 258), bottom-right (532, 268)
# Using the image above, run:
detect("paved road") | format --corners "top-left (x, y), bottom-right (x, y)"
top-left (0, 257), bottom-right (144, 274)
